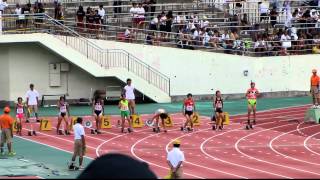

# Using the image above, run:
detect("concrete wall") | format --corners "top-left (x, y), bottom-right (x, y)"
top-left (0, 43), bottom-right (122, 102)
top-left (91, 39), bottom-right (320, 96)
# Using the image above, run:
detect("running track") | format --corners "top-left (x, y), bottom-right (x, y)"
top-left (15, 104), bottom-right (320, 178)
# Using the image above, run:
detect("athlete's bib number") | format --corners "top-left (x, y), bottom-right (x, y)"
top-left (40, 119), bottom-right (52, 131)
top-left (95, 105), bottom-right (102, 111)
top-left (101, 116), bottom-right (112, 129)
top-left (132, 115), bottom-right (144, 128)
top-left (120, 106), bottom-right (129, 111)
top-left (186, 105), bottom-right (193, 111)
top-left (60, 106), bottom-right (67, 113)
top-left (17, 108), bottom-right (23, 114)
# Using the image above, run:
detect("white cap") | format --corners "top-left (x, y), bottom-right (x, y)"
top-left (157, 109), bottom-right (166, 114)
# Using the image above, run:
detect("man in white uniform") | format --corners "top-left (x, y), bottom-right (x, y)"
top-left (69, 117), bottom-right (86, 170)
top-left (123, 78), bottom-right (136, 115)
top-left (25, 84), bottom-right (40, 122)
top-left (167, 139), bottom-right (185, 179)
top-left (0, 0), bottom-right (8, 35)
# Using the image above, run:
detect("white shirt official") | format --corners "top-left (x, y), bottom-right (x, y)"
top-left (73, 123), bottom-right (85, 140)
top-left (124, 84), bottom-right (135, 100)
top-left (25, 89), bottom-right (39, 106)
top-left (167, 147), bottom-right (185, 168)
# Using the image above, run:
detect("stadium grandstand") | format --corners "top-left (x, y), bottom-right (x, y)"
top-left (0, 0), bottom-right (320, 179)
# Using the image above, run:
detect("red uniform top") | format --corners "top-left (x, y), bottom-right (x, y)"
top-left (184, 99), bottom-right (195, 111)
top-left (247, 88), bottom-right (259, 99)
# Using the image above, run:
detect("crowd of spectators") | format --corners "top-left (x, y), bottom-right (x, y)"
top-left (3, 0), bottom-right (320, 56)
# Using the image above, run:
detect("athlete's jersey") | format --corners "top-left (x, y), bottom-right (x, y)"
top-left (247, 88), bottom-right (259, 99)
top-left (59, 102), bottom-right (68, 113)
top-left (215, 97), bottom-right (223, 109)
top-left (184, 99), bottom-right (195, 111)
top-left (16, 103), bottom-right (24, 114)
top-left (119, 99), bottom-right (129, 111)
top-left (94, 100), bottom-right (103, 111)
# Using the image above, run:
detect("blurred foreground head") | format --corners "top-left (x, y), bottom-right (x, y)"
top-left (78, 153), bottom-right (157, 179)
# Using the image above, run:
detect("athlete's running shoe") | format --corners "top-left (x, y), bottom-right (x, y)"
top-left (8, 152), bottom-right (16, 156)
top-left (246, 125), bottom-right (250, 130)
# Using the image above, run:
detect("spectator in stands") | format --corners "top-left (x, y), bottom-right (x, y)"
top-left (98, 5), bottom-right (105, 27)
top-left (94, 10), bottom-right (101, 37)
top-left (150, 0), bottom-right (156, 17)
top-left (137, 3), bottom-right (145, 29)
top-left (149, 14), bottom-right (159, 31)
top-left (254, 35), bottom-right (267, 56)
top-left (87, 10), bottom-right (95, 34)
top-left (113, 0), bottom-right (122, 17)
top-left (258, 1), bottom-right (269, 23)
top-left (282, 0), bottom-right (292, 27)
top-left (280, 30), bottom-right (291, 55)
top-left (22, 3), bottom-right (31, 28)
top-left (222, 0), bottom-right (230, 19)
top-left (55, 3), bottom-right (64, 24)
top-left (200, 16), bottom-right (209, 30)
top-left (165, 11), bottom-right (173, 37)
top-left (202, 28), bottom-right (211, 47)
top-left (124, 26), bottom-right (133, 43)
top-left (34, 3), bottom-right (45, 28)
top-left (130, 3), bottom-right (138, 28)
top-left (191, 28), bottom-right (199, 45)
top-left (86, 7), bottom-right (92, 29)
top-left (15, 4), bottom-right (23, 29)
top-left (76, 5), bottom-right (86, 33)
top-left (159, 11), bottom-right (167, 39)
top-left (269, 6), bottom-right (278, 28)
top-left (142, 0), bottom-right (150, 16)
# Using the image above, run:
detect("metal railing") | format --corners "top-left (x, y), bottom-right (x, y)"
top-left (1, 14), bottom-right (171, 95)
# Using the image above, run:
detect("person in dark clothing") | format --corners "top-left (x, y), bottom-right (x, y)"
top-left (269, 6), bottom-right (278, 28)
top-left (94, 10), bottom-right (101, 36)
top-left (113, 0), bottom-right (122, 17)
top-left (76, 5), bottom-right (85, 32)
top-left (78, 153), bottom-right (157, 179)
top-left (150, 0), bottom-right (156, 17)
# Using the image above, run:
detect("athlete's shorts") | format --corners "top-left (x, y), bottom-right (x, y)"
top-left (159, 113), bottom-right (168, 120)
top-left (121, 111), bottom-right (130, 118)
top-left (248, 99), bottom-right (257, 107)
top-left (1, 128), bottom-right (12, 144)
top-left (59, 112), bottom-right (66, 117)
top-left (215, 108), bottom-right (223, 113)
top-left (16, 113), bottom-right (24, 119)
top-left (94, 110), bottom-right (102, 117)
top-left (185, 111), bottom-right (193, 116)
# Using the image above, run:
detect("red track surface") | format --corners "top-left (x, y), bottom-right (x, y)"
top-left (15, 104), bottom-right (320, 179)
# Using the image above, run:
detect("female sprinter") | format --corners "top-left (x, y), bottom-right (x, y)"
top-left (151, 108), bottom-right (168, 133)
top-left (213, 90), bottom-right (225, 130)
top-left (57, 96), bottom-right (70, 135)
top-left (182, 93), bottom-right (196, 132)
top-left (118, 94), bottom-right (133, 133)
top-left (15, 97), bottom-right (25, 136)
top-left (92, 95), bottom-right (104, 134)
top-left (246, 82), bottom-right (260, 130)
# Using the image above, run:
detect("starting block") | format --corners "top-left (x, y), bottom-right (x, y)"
top-left (12, 120), bottom-right (18, 132)
top-left (223, 112), bottom-right (230, 125)
top-left (304, 108), bottom-right (320, 123)
top-left (192, 113), bottom-right (201, 126)
top-left (70, 117), bottom-right (77, 129)
top-left (163, 115), bottom-right (174, 127)
top-left (101, 116), bottom-right (112, 129)
top-left (131, 114), bottom-right (144, 128)
top-left (40, 119), bottom-right (52, 131)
